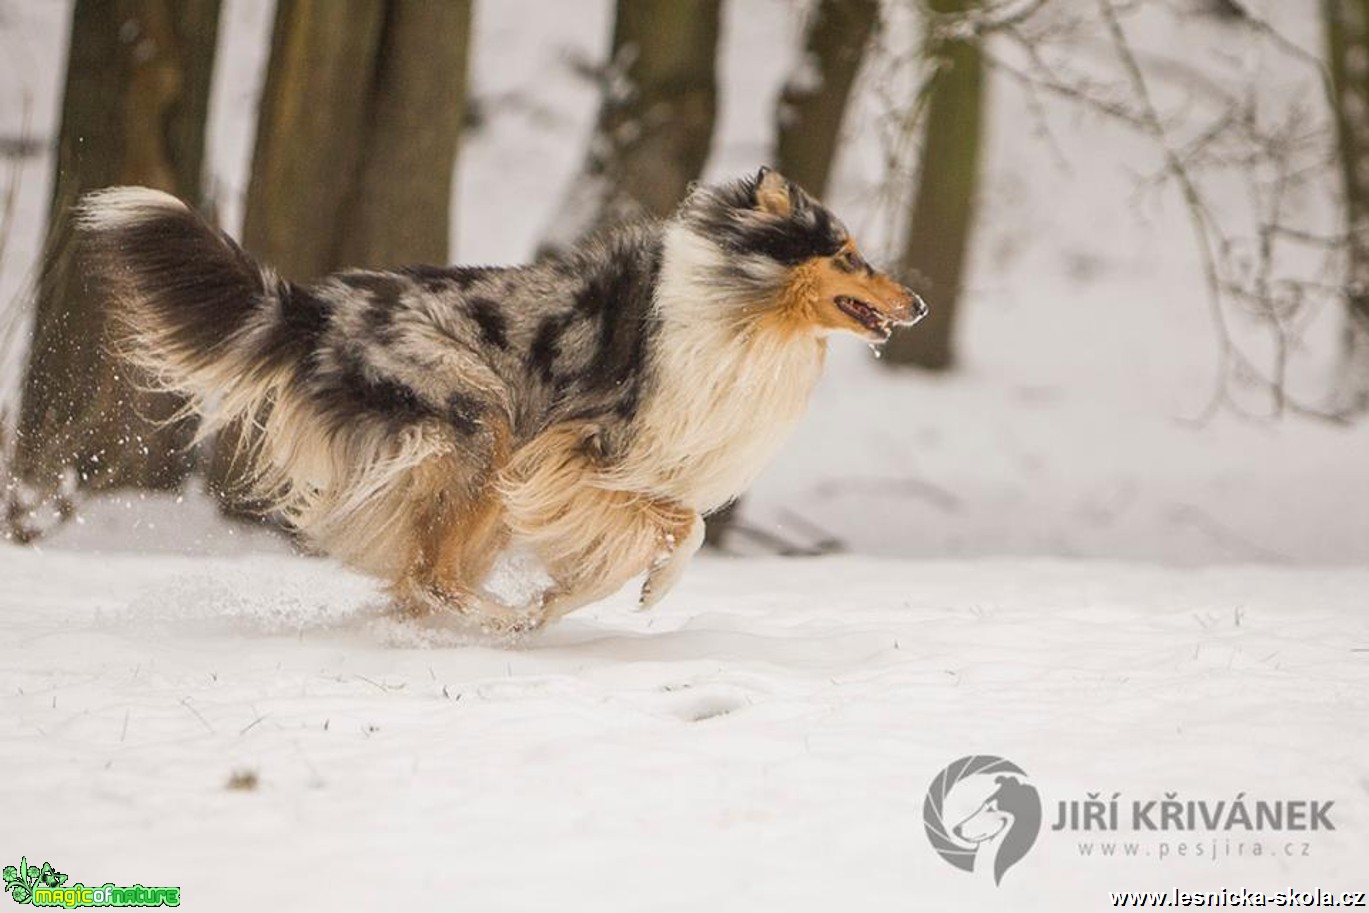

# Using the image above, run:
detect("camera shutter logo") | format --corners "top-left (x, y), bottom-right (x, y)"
top-left (923, 755), bottom-right (1042, 885)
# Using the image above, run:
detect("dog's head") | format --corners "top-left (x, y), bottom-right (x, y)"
top-left (954, 795), bottom-right (1013, 844)
top-left (677, 167), bottom-right (926, 341)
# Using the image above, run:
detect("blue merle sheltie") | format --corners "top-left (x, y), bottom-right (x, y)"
top-left (77, 168), bottom-right (924, 632)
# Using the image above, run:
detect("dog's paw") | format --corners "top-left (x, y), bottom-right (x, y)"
top-left (637, 565), bottom-right (682, 611)
top-left (478, 613), bottom-right (540, 640)
top-left (637, 517), bottom-right (704, 611)
top-left (469, 596), bottom-right (546, 639)
top-left (637, 578), bottom-right (662, 611)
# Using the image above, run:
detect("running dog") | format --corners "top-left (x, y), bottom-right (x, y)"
top-left (79, 168), bottom-right (925, 632)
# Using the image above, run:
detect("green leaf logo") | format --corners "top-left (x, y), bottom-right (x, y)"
top-left (2, 856), bottom-right (54, 905)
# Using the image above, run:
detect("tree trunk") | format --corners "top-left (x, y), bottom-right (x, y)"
top-left (775, 0), bottom-right (880, 197)
top-left (881, 0), bottom-right (985, 370)
top-left (240, 0), bottom-right (381, 281)
top-left (1325, 0), bottom-right (1369, 414)
top-left (707, 0), bottom-right (878, 551)
top-left (541, 0), bottom-right (722, 254)
top-left (336, 2), bottom-right (473, 268)
top-left (8, 0), bottom-right (220, 537)
top-left (242, 0), bottom-right (472, 279)
top-left (214, 0), bottom-right (472, 510)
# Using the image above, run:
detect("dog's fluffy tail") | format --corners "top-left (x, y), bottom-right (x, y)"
top-left (76, 187), bottom-right (453, 576)
top-left (76, 186), bottom-right (323, 440)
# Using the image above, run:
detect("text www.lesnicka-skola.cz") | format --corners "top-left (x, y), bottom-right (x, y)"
top-left (1110, 888), bottom-right (1367, 907)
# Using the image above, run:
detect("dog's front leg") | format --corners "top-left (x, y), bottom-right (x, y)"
top-left (525, 498), bottom-right (700, 626)
top-left (638, 509), bottom-right (703, 610)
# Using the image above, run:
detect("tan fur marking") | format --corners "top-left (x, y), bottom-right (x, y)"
top-left (770, 249), bottom-right (914, 337)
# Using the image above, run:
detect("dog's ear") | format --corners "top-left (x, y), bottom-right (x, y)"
top-left (755, 167), bottom-right (793, 217)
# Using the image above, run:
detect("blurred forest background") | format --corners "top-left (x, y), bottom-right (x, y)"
top-left (0, 0), bottom-right (1366, 562)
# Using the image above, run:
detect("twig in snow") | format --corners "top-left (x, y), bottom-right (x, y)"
top-left (179, 697), bottom-right (214, 734)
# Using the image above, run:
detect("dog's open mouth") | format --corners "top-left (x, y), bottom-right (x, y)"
top-left (836, 295), bottom-right (894, 340)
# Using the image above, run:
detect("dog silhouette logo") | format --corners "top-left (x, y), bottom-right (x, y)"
top-left (924, 755), bottom-right (1042, 885)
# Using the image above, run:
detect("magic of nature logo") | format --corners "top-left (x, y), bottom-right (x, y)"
top-left (4, 857), bottom-right (180, 908)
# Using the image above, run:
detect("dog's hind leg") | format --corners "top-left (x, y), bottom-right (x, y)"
top-left (396, 491), bottom-right (538, 633)
top-left (391, 451), bottom-right (534, 633)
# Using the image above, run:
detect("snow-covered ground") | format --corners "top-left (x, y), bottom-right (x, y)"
top-left (5, 548), bottom-right (1367, 910)
top-left (2, 0), bottom-right (1367, 907)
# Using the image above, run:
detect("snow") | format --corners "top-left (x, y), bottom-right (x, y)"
top-left (17, 535), bottom-right (1352, 911)
top-left (2, 0), bottom-right (1368, 907)
top-left (3, 548), bottom-right (1367, 909)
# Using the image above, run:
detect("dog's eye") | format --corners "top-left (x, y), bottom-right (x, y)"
top-left (837, 250), bottom-right (867, 273)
